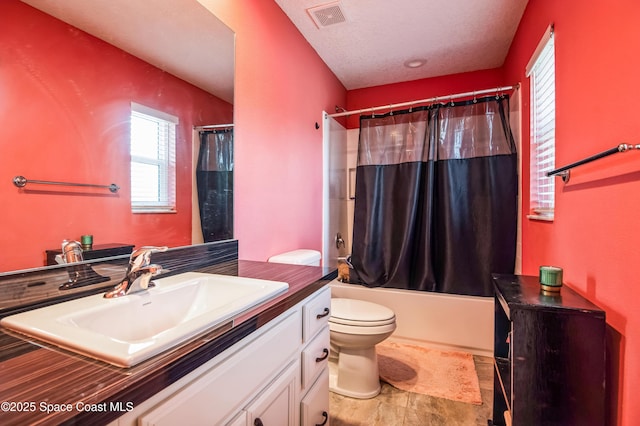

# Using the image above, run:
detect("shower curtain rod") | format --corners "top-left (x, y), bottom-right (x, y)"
top-left (328, 85), bottom-right (518, 118)
top-left (194, 124), bottom-right (234, 130)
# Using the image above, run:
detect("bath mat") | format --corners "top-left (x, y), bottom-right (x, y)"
top-left (376, 341), bottom-right (482, 405)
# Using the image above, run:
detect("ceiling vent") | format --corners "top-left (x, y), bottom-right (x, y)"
top-left (307, 2), bottom-right (347, 29)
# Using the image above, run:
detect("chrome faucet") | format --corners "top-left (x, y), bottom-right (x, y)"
top-left (58, 239), bottom-right (111, 290)
top-left (104, 246), bottom-right (168, 298)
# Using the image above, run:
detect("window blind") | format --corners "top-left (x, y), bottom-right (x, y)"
top-left (130, 103), bottom-right (177, 213)
top-left (528, 27), bottom-right (555, 218)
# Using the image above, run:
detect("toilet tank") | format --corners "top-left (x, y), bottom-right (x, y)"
top-left (268, 249), bottom-right (321, 266)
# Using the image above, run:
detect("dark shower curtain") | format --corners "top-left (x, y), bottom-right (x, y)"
top-left (197, 129), bottom-right (233, 242)
top-left (350, 96), bottom-right (517, 297)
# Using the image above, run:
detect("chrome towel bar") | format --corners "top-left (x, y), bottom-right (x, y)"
top-left (12, 175), bottom-right (120, 193)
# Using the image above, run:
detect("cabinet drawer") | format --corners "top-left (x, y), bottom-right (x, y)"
top-left (303, 286), bottom-right (331, 342)
top-left (301, 327), bottom-right (330, 390)
top-left (301, 369), bottom-right (329, 426)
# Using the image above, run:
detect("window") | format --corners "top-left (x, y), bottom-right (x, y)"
top-left (130, 103), bottom-right (177, 213)
top-left (527, 25), bottom-right (555, 220)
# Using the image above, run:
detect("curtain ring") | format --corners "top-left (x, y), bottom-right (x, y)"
top-left (371, 107), bottom-right (375, 118)
top-left (473, 91), bottom-right (477, 103)
top-left (389, 104), bottom-right (393, 116)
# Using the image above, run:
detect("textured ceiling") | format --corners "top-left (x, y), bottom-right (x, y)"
top-left (20, 0), bottom-right (235, 103)
top-left (275, 0), bottom-right (529, 89)
top-left (20, 0), bottom-right (529, 99)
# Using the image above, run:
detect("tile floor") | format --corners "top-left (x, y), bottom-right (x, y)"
top-left (329, 355), bottom-right (494, 426)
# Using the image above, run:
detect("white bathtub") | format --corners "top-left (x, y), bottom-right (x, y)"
top-left (329, 279), bottom-right (494, 357)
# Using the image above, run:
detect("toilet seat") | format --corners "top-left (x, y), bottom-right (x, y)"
top-left (329, 298), bottom-right (396, 327)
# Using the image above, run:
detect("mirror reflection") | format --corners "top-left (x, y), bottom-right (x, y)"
top-left (196, 129), bottom-right (234, 242)
top-left (1, 0), bottom-right (235, 273)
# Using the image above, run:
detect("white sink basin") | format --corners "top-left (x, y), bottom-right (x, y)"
top-left (0, 272), bottom-right (289, 367)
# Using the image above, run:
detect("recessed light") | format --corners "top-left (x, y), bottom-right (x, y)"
top-left (404, 59), bottom-right (426, 68)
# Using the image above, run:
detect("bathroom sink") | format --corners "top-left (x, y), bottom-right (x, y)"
top-left (0, 272), bottom-right (289, 367)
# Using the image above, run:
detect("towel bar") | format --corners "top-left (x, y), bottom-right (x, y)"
top-left (546, 143), bottom-right (640, 183)
top-left (12, 175), bottom-right (120, 193)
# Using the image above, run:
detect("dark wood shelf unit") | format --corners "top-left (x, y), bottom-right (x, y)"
top-left (494, 356), bottom-right (511, 412)
top-left (45, 243), bottom-right (134, 265)
top-left (491, 274), bottom-right (606, 426)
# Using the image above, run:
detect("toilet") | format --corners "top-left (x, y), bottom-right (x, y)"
top-left (267, 250), bottom-right (397, 399)
top-left (267, 249), bottom-right (321, 266)
top-left (328, 298), bottom-right (396, 398)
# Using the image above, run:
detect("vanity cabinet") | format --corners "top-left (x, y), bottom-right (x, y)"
top-left (491, 274), bottom-right (606, 426)
top-left (109, 285), bottom-right (331, 426)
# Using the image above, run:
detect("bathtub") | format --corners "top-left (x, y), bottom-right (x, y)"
top-left (329, 279), bottom-right (494, 357)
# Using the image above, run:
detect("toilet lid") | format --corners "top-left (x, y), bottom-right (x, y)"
top-left (329, 298), bottom-right (396, 327)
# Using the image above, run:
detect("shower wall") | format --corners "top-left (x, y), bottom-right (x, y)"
top-left (345, 129), bottom-right (359, 253)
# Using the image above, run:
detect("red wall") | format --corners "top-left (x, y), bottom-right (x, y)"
top-left (346, 68), bottom-right (506, 129)
top-left (201, 1), bottom-right (347, 262)
top-left (7, 0), bottom-right (637, 421)
top-left (503, 1), bottom-right (640, 424)
top-left (345, 1), bottom-right (640, 422)
top-left (0, 1), bottom-right (232, 272)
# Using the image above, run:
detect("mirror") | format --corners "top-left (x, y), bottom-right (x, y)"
top-left (1, 0), bottom-right (234, 273)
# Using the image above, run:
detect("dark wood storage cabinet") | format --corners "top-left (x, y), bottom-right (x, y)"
top-left (45, 243), bottom-right (134, 265)
top-left (491, 274), bottom-right (606, 426)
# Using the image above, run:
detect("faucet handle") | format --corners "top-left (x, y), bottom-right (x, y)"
top-left (129, 246), bottom-right (168, 271)
top-left (136, 264), bottom-right (164, 290)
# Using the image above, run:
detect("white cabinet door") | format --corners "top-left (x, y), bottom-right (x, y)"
top-left (246, 360), bottom-right (299, 426)
top-left (301, 369), bottom-right (329, 426)
top-left (226, 411), bottom-right (247, 426)
top-left (137, 311), bottom-right (300, 426)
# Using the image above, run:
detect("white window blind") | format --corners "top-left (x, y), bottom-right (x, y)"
top-left (527, 26), bottom-right (555, 220)
top-left (130, 103), bottom-right (177, 213)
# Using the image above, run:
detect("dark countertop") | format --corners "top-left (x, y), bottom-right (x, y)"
top-left (0, 260), bottom-right (336, 426)
top-left (492, 273), bottom-right (605, 316)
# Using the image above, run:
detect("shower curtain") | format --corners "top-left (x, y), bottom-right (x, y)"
top-left (196, 129), bottom-right (233, 242)
top-left (350, 96), bottom-right (517, 297)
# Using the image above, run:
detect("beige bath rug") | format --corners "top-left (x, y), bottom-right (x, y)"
top-left (376, 341), bottom-right (482, 405)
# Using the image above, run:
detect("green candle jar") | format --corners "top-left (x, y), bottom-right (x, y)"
top-left (539, 266), bottom-right (563, 293)
top-left (81, 234), bottom-right (93, 251)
